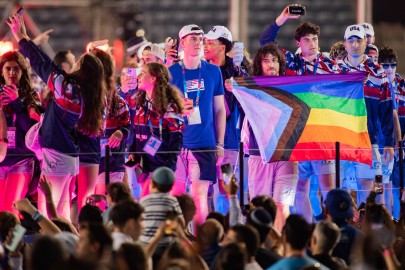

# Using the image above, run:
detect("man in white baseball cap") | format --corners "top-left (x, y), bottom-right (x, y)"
top-left (178, 24), bottom-right (204, 39)
top-left (139, 43), bottom-right (165, 65)
top-left (340, 24), bottom-right (394, 206)
top-left (169, 24), bottom-right (226, 227)
top-left (362, 22), bottom-right (375, 45)
top-left (204, 25), bottom-right (248, 215)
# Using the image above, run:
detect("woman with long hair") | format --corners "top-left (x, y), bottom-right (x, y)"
top-left (90, 48), bottom-right (131, 197)
top-left (129, 62), bottom-right (184, 197)
top-left (0, 51), bottom-right (41, 213)
top-left (7, 14), bottom-right (105, 220)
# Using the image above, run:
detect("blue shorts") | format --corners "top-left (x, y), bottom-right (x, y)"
top-left (298, 160), bottom-right (335, 179)
top-left (0, 158), bottom-right (35, 179)
top-left (392, 160), bottom-right (405, 188)
top-left (175, 147), bottom-right (217, 183)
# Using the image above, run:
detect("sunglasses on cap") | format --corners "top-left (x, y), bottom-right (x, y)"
top-left (381, 63), bottom-right (397, 69)
top-left (191, 26), bottom-right (202, 31)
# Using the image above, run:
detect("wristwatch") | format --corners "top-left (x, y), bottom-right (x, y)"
top-left (0, 138), bottom-right (9, 143)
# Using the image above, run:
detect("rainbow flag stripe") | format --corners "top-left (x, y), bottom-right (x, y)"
top-left (233, 72), bottom-right (372, 164)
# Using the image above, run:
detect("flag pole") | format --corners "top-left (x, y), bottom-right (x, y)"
top-left (335, 142), bottom-right (340, 188)
top-left (105, 145), bottom-right (110, 191)
top-left (399, 141), bottom-right (403, 197)
top-left (239, 142), bottom-right (244, 211)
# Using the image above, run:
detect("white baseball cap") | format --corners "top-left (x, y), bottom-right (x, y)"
top-left (179, 24), bottom-right (204, 39)
top-left (204, 26), bottom-right (233, 42)
top-left (138, 43), bottom-right (165, 62)
top-left (362, 23), bottom-right (375, 37)
top-left (344, 24), bottom-right (365, 40)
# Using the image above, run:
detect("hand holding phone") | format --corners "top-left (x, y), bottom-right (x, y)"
top-left (288, 5), bottom-right (305, 15)
top-left (5, 224), bottom-right (26, 252)
top-left (374, 175), bottom-right (383, 194)
top-left (16, 7), bottom-right (24, 16)
top-left (220, 163), bottom-right (233, 185)
top-left (124, 159), bottom-right (137, 168)
top-left (233, 42), bottom-right (244, 67)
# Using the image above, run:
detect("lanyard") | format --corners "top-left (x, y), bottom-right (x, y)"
top-left (144, 99), bottom-right (162, 139)
top-left (148, 118), bottom-right (162, 140)
top-left (181, 61), bottom-right (202, 106)
top-left (301, 53), bottom-right (320, 75)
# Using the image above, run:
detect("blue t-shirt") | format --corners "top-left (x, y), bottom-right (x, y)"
top-left (169, 60), bottom-right (224, 148)
top-left (267, 256), bottom-right (328, 270)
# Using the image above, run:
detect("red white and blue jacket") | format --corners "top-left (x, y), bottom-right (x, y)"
top-left (130, 97), bottom-right (184, 173)
top-left (340, 57), bottom-right (394, 147)
top-left (19, 39), bottom-right (83, 156)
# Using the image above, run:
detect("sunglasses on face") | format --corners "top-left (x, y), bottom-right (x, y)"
top-left (381, 63), bottom-right (397, 69)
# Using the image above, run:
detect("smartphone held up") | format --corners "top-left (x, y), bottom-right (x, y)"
top-left (288, 5), bottom-right (305, 15)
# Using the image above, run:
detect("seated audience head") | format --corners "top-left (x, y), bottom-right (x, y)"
top-left (158, 259), bottom-right (191, 270)
top-left (78, 204), bottom-right (103, 226)
top-left (206, 211), bottom-right (228, 232)
top-left (55, 231), bottom-right (80, 257)
top-left (0, 211), bottom-right (18, 243)
top-left (199, 219), bottom-right (224, 246)
top-left (110, 200), bottom-right (144, 241)
top-left (251, 195), bottom-right (277, 222)
top-left (215, 243), bottom-right (247, 270)
top-left (30, 235), bottom-right (67, 270)
top-left (107, 182), bottom-right (133, 205)
top-left (282, 214), bottom-right (312, 251)
top-left (150, 166), bottom-right (176, 193)
top-left (175, 194), bottom-right (196, 228)
top-left (116, 243), bottom-right (147, 270)
top-left (324, 188), bottom-right (353, 222)
top-left (253, 42), bottom-right (286, 76)
top-left (222, 224), bottom-right (260, 261)
top-left (76, 222), bottom-right (112, 261)
top-left (310, 220), bottom-right (341, 255)
top-left (362, 203), bottom-right (394, 232)
top-left (246, 207), bottom-right (273, 244)
top-left (52, 217), bottom-right (75, 233)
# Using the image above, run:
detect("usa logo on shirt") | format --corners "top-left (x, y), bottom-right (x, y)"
top-left (186, 79), bottom-right (205, 92)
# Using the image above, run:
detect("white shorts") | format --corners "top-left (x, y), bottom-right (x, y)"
top-left (248, 155), bottom-right (298, 206)
top-left (41, 148), bottom-right (79, 176)
top-left (97, 172), bottom-right (125, 185)
top-left (340, 144), bottom-right (382, 180)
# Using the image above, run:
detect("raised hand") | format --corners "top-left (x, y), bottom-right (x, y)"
top-left (6, 14), bottom-right (29, 42)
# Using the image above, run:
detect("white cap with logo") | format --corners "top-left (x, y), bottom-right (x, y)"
top-left (344, 24), bottom-right (365, 40)
top-left (362, 23), bottom-right (375, 37)
top-left (138, 43), bottom-right (165, 62)
top-left (204, 26), bottom-right (233, 42)
top-left (179, 24), bottom-right (204, 39)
